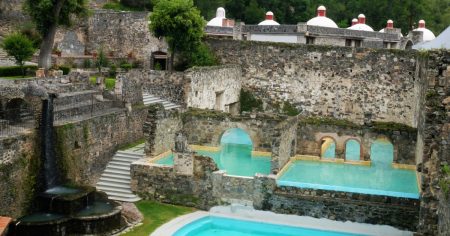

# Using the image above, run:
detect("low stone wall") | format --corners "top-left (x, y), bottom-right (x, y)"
top-left (0, 133), bottom-right (41, 218)
top-left (54, 108), bottom-right (146, 186)
top-left (131, 154), bottom-right (420, 231)
top-left (296, 118), bottom-right (417, 164)
top-left (144, 104), bottom-right (182, 156)
top-left (271, 116), bottom-right (298, 174)
top-left (268, 185), bottom-right (420, 231)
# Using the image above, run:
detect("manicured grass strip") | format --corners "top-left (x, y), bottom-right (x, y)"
top-left (123, 201), bottom-right (195, 236)
top-left (89, 76), bottom-right (116, 90)
top-left (118, 138), bottom-right (145, 150)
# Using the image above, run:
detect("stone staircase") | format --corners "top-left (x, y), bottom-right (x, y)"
top-left (96, 144), bottom-right (145, 202)
top-left (142, 93), bottom-right (181, 110)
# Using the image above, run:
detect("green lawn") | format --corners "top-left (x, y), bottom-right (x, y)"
top-left (0, 75), bottom-right (33, 80)
top-left (123, 201), bottom-right (195, 236)
top-left (89, 76), bottom-right (116, 90)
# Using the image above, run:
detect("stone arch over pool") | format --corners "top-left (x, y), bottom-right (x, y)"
top-left (370, 137), bottom-right (394, 166)
top-left (220, 128), bottom-right (253, 146)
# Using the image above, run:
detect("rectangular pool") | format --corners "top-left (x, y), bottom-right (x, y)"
top-left (277, 160), bottom-right (419, 199)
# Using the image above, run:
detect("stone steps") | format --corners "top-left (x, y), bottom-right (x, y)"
top-left (96, 150), bottom-right (143, 202)
top-left (142, 93), bottom-right (181, 110)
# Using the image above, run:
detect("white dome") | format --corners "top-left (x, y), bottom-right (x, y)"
top-left (348, 24), bottom-right (374, 31)
top-left (258, 11), bottom-right (279, 25)
top-left (258, 20), bottom-right (280, 26)
top-left (207, 7), bottom-right (226, 26)
top-left (414, 28), bottom-right (436, 41)
top-left (307, 17), bottom-right (338, 28)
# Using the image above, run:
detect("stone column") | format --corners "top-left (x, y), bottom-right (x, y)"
top-left (173, 132), bottom-right (195, 175)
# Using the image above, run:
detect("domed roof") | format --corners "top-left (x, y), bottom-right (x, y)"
top-left (258, 11), bottom-right (280, 26)
top-left (413, 20), bottom-right (436, 42)
top-left (207, 7), bottom-right (226, 26)
top-left (306, 5), bottom-right (338, 28)
top-left (347, 14), bottom-right (374, 31)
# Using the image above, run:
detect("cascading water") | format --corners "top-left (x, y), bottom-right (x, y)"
top-left (40, 94), bottom-right (60, 189)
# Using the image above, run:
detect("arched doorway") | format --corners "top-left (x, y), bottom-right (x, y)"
top-left (345, 139), bottom-right (361, 161)
top-left (320, 137), bottom-right (336, 159)
top-left (370, 138), bottom-right (394, 166)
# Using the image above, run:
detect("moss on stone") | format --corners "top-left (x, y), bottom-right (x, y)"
top-left (298, 116), bottom-right (358, 128)
top-left (118, 138), bottom-right (145, 150)
top-left (181, 108), bottom-right (230, 123)
top-left (440, 165), bottom-right (450, 199)
top-left (240, 89), bottom-right (263, 113)
top-left (282, 101), bottom-right (300, 116)
top-left (371, 121), bottom-right (417, 133)
top-left (167, 193), bottom-right (200, 206)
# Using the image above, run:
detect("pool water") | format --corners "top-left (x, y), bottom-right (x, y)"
top-left (155, 144), bottom-right (271, 177)
top-left (173, 216), bottom-right (365, 236)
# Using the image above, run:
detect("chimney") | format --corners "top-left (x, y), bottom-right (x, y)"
top-left (418, 19), bottom-right (425, 28)
top-left (265, 11), bottom-right (274, 20)
top-left (351, 18), bottom-right (358, 26)
top-left (317, 6), bottom-right (326, 17)
top-left (358, 14), bottom-right (366, 24)
top-left (386, 19), bottom-right (394, 28)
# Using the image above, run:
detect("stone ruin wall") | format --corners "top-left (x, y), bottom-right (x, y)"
top-left (185, 65), bottom-right (241, 112)
top-left (0, 134), bottom-right (40, 218)
top-left (270, 116), bottom-right (298, 174)
top-left (415, 50), bottom-right (450, 235)
top-left (296, 120), bottom-right (417, 165)
top-left (208, 39), bottom-right (421, 127)
top-left (54, 107), bottom-right (146, 186)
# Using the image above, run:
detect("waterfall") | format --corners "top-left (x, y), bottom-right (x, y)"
top-left (41, 95), bottom-right (60, 189)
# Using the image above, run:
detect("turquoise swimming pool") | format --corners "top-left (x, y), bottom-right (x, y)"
top-left (155, 144), bottom-right (271, 177)
top-left (173, 216), bottom-right (364, 236)
top-left (278, 140), bottom-right (419, 198)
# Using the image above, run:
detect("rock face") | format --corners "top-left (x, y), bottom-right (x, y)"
top-left (208, 39), bottom-right (421, 127)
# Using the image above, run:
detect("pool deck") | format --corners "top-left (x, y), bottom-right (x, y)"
top-left (151, 205), bottom-right (413, 236)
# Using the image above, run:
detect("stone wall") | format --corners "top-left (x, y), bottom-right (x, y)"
top-left (271, 116), bottom-right (298, 174)
top-left (0, 133), bottom-right (41, 218)
top-left (185, 65), bottom-right (241, 112)
top-left (181, 110), bottom-right (283, 152)
top-left (54, 108), bottom-right (146, 186)
top-left (86, 10), bottom-right (165, 66)
top-left (131, 155), bottom-right (219, 209)
top-left (131, 154), bottom-right (420, 231)
top-left (297, 118), bottom-right (417, 164)
top-left (415, 51), bottom-right (450, 235)
top-left (208, 39), bottom-right (421, 127)
top-left (143, 104), bottom-right (182, 156)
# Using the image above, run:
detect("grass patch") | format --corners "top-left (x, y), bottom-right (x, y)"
top-left (89, 76), bottom-right (116, 90)
top-left (0, 75), bottom-right (34, 80)
top-left (103, 1), bottom-right (144, 11)
top-left (118, 138), bottom-right (145, 150)
top-left (123, 200), bottom-right (194, 236)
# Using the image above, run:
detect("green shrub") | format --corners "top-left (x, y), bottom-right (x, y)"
top-left (282, 101), bottom-right (300, 116)
top-left (95, 48), bottom-right (109, 72)
top-left (154, 62), bottom-right (162, 70)
top-left (1, 33), bottom-right (36, 76)
top-left (20, 22), bottom-right (42, 49)
top-left (186, 43), bottom-right (218, 68)
top-left (83, 59), bottom-right (92, 68)
top-left (108, 64), bottom-right (117, 78)
top-left (120, 63), bottom-right (132, 71)
top-left (0, 65), bottom-right (38, 77)
top-left (58, 65), bottom-right (71, 75)
top-left (239, 89), bottom-right (263, 113)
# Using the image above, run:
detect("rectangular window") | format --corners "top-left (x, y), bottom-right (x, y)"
top-left (354, 40), bottom-right (362, 48)
top-left (345, 39), bottom-right (352, 47)
top-left (306, 37), bottom-right (315, 45)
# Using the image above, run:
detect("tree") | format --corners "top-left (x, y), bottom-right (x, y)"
top-left (23, 0), bottom-right (87, 70)
top-left (149, 0), bottom-right (205, 70)
top-left (1, 33), bottom-right (36, 76)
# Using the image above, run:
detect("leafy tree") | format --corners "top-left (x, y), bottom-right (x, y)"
top-left (244, 0), bottom-right (265, 24)
top-left (23, 0), bottom-right (88, 69)
top-left (95, 48), bottom-right (109, 72)
top-left (1, 33), bottom-right (36, 76)
top-left (150, 0), bottom-right (205, 71)
top-left (182, 42), bottom-right (218, 69)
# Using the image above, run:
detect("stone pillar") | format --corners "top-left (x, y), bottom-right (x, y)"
top-left (173, 132), bottom-right (195, 175)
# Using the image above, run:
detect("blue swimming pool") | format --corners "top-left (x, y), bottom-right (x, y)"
top-left (173, 216), bottom-right (365, 236)
top-left (155, 144), bottom-right (271, 177)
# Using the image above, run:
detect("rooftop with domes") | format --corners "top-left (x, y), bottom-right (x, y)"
top-left (306, 5), bottom-right (338, 28)
top-left (413, 20), bottom-right (436, 42)
top-left (258, 11), bottom-right (280, 26)
top-left (348, 14), bottom-right (374, 31)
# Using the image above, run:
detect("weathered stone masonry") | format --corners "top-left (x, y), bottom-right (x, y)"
top-left (208, 39), bottom-right (421, 127)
